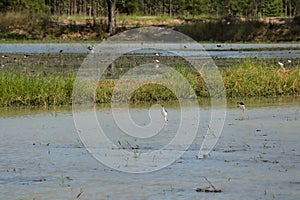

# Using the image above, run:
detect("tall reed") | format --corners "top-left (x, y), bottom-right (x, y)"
top-left (0, 72), bottom-right (74, 106)
top-left (223, 59), bottom-right (299, 97)
top-left (0, 60), bottom-right (299, 107)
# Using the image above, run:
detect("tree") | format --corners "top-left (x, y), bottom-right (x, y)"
top-left (264, 0), bottom-right (283, 17)
top-left (107, 0), bottom-right (116, 35)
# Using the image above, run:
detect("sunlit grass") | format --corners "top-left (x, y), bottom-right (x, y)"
top-left (117, 15), bottom-right (177, 21)
top-left (0, 59), bottom-right (299, 107)
top-left (0, 72), bottom-right (75, 106)
top-left (223, 59), bottom-right (300, 97)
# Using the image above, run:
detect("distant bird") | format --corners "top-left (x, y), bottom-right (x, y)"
top-left (155, 59), bottom-right (160, 68)
top-left (161, 105), bottom-right (168, 123)
top-left (59, 50), bottom-right (63, 53)
top-left (87, 45), bottom-right (95, 53)
top-left (278, 61), bottom-right (284, 67)
top-left (2, 55), bottom-right (8, 58)
top-left (216, 44), bottom-right (222, 48)
top-left (287, 60), bottom-right (292, 63)
top-left (24, 55), bottom-right (30, 58)
top-left (237, 102), bottom-right (245, 119)
top-left (155, 52), bottom-right (160, 56)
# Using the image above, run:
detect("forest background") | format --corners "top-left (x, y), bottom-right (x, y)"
top-left (0, 0), bottom-right (300, 42)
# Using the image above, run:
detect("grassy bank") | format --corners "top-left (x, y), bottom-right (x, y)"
top-left (0, 60), bottom-right (299, 107)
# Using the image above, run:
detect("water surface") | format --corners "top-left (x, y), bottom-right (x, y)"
top-left (1, 43), bottom-right (300, 58)
top-left (1, 99), bottom-right (299, 199)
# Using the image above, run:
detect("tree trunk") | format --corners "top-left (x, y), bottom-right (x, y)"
top-left (107, 0), bottom-right (116, 35)
top-left (163, 0), bottom-right (165, 16)
top-left (169, 0), bottom-right (172, 16)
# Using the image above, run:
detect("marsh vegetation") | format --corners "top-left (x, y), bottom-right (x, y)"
top-left (1, 58), bottom-right (299, 107)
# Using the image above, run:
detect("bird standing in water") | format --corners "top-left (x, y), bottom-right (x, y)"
top-left (161, 105), bottom-right (168, 124)
top-left (87, 45), bottom-right (95, 53)
top-left (237, 102), bottom-right (245, 119)
top-left (155, 59), bottom-right (160, 68)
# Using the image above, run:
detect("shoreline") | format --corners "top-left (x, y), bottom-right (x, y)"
top-left (1, 42), bottom-right (300, 51)
top-left (1, 95), bottom-right (299, 116)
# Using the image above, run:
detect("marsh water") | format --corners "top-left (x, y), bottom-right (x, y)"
top-left (1, 42), bottom-right (300, 199)
top-left (1, 98), bottom-right (300, 199)
top-left (1, 43), bottom-right (299, 75)
top-left (1, 43), bottom-right (300, 58)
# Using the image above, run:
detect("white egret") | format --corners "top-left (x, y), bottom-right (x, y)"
top-left (237, 102), bottom-right (245, 119)
top-left (161, 105), bottom-right (168, 123)
top-left (155, 59), bottom-right (160, 68)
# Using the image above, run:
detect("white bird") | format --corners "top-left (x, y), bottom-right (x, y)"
top-left (155, 52), bottom-right (160, 56)
top-left (161, 105), bottom-right (168, 123)
top-left (287, 60), bottom-right (292, 63)
top-left (237, 102), bottom-right (245, 119)
top-left (278, 62), bottom-right (284, 67)
top-left (155, 59), bottom-right (160, 68)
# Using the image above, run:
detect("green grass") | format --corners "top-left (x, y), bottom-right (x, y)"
top-left (223, 59), bottom-right (300, 97)
top-left (0, 59), bottom-right (299, 107)
top-left (0, 72), bottom-right (75, 107)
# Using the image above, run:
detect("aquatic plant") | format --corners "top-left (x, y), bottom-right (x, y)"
top-left (223, 59), bottom-right (300, 97)
top-left (0, 72), bottom-right (74, 106)
top-left (0, 59), bottom-right (299, 107)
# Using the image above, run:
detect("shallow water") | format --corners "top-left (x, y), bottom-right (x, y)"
top-left (1, 43), bottom-right (300, 58)
top-left (0, 99), bottom-right (299, 199)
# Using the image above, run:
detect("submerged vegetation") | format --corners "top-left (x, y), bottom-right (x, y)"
top-left (0, 59), bottom-right (299, 107)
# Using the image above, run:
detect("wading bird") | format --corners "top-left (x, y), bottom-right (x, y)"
top-left (278, 62), bottom-right (284, 67)
top-left (161, 105), bottom-right (168, 123)
top-left (237, 102), bottom-right (245, 119)
top-left (88, 45), bottom-right (95, 53)
top-left (155, 59), bottom-right (160, 68)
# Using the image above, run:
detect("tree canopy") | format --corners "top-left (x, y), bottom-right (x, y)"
top-left (0, 0), bottom-right (299, 18)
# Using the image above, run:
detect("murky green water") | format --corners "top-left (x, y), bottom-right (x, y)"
top-left (0, 98), bottom-right (299, 199)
